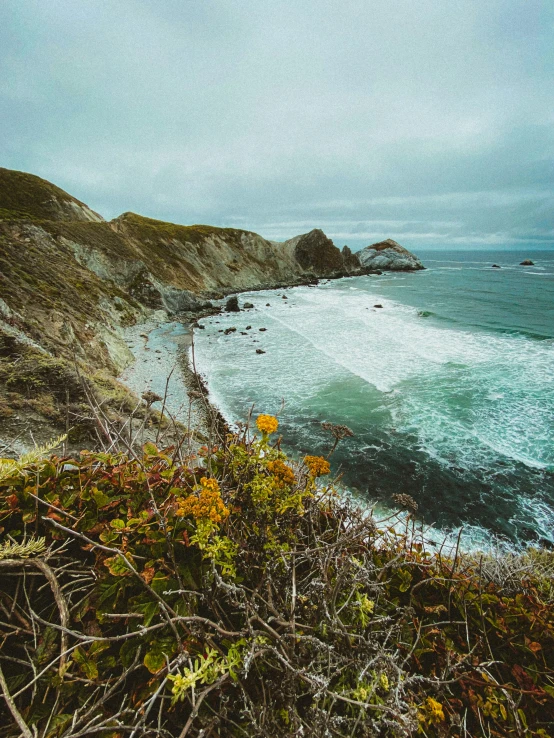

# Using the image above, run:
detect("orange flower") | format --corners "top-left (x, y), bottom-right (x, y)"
top-left (267, 459), bottom-right (296, 488)
top-left (303, 455), bottom-right (330, 477)
top-left (176, 477), bottom-right (229, 523)
top-left (256, 414), bottom-right (279, 435)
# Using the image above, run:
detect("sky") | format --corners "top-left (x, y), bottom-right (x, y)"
top-left (1, 0), bottom-right (553, 251)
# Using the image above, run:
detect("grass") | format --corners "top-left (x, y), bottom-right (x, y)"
top-left (0, 168), bottom-right (96, 222)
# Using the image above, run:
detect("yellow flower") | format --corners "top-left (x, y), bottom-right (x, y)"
top-left (256, 414), bottom-right (279, 435)
top-left (267, 459), bottom-right (296, 488)
top-left (176, 477), bottom-right (229, 523)
top-left (424, 697), bottom-right (445, 724)
top-left (303, 455), bottom-right (330, 477)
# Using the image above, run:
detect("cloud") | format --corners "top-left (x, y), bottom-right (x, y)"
top-left (0, 0), bottom-right (553, 249)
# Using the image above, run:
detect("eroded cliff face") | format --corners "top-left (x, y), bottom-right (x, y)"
top-left (0, 167), bottom-right (422, 448)
top-left (0, 168), bottom-right (362, 447)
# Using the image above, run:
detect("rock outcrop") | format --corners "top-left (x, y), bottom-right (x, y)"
top-left (292, 229), bottom-right (347, 274)
top-left (357, 239), bottom-right (424, 271)
top-left (520, 260), bottom-right (534, 266)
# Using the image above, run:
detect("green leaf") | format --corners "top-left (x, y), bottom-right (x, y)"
top-left (134, 600), bottom-right (159, 627)
top-left (110, 518), bottom-right (126, 530)
top-left (104, 555), bottom-right (132, 576)
top-left (398, 569), bottom-right (412, 593)
top-left (72, 647), bottom-right (98, 680)
top-left (97, 579), bottom-right (126, 609)
top-left (150, 572), bottom-right (171, 594)
top-left (144, 649), bottom-right (167, 674)
top-left (92, 487), bottom-right (110, 507)
top-left (45, 713), bottom-right (72, 737)
top-left (143, 442), bottom-right (158, 457)
top-left (99, 530), bottom-right (119, 544)
top-left (88, 639), bottom-right (109, 657)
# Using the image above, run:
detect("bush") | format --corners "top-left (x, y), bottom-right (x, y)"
top-left (0, 419), bottom-right (553, 737)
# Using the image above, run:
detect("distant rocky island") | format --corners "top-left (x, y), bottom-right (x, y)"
top-left (358, 238), bottom-right (424, 271)
top-left (0, 166), bottom-right (423, 452)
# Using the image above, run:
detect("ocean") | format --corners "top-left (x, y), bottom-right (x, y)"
top-left (194, 250), bottom-right (554, 549)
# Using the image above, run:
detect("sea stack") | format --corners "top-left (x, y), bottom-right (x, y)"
top-left (357, 239), bottom-right (424, 271)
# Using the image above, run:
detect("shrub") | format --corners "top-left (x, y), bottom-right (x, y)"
top-left (0, 418), bottom-right (552, 736)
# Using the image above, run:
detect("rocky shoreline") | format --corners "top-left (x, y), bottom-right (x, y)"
top-left (0, 166), bottom-right (426, 454)
top-left (116, 264), bottom-right (420, 446)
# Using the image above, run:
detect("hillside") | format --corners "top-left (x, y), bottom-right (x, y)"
top-left (0, 167), bottom-right (103, 222)
top-left (0, 167), bottom-right (421, 453)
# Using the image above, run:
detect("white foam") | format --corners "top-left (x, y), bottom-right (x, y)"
top-left (195, 282), bottom-right (554, 475)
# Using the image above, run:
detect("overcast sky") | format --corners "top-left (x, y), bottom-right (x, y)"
top-left (1, 0), bottom-right (553, 250)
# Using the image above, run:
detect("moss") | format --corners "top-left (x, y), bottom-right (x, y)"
top-left (1, 347), bottom-right (80, 400)
top-left (23, 393), bottom-right (60, 421)
top-left (91, 371), bottom-right (144, 416)
top-left (0, 397), bottom-right (14, 418)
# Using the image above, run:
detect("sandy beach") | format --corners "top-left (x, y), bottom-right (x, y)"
top-left (119, 315), bottom-right (222, 448)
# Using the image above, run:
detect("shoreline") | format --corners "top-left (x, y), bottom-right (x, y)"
top-left (119, 311), bottom-right (229, 451)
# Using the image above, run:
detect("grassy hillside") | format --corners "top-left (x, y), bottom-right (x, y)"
top-left (0, 168), bottom-right (102, 222)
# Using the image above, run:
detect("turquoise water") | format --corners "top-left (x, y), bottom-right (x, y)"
top-left (194, 250), bottom-right (554, 548)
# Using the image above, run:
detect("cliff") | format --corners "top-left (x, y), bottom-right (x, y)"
top-left (0, 167), bottom-right (424, 449)
top-left (0, 168), bottom-right (367, 448)
top-left (357, 238), bottom-right (424, 271)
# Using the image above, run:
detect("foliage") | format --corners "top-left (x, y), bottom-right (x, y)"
top-left (0, 415), bottom-right (553, 737)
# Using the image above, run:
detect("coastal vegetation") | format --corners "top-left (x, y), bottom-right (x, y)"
top-left (0, 415), bottom-right (553, 737)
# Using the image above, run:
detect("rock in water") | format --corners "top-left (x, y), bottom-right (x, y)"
top-left (357, 239), bottom-right (424, 271)
top-left (226, 295), bottom-right (240, 312)
top-left (520, 259), bottom-right (534, 266)
top-left (492, 264), bottom-right (501, 269)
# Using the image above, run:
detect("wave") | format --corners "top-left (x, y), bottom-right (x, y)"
top-left (194, 277), bottom-right (554, 545)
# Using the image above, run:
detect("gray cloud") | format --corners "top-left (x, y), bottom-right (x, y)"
top-left (1, 0), bottom-right (553, 250)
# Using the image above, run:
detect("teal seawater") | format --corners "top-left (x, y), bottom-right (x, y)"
top-left (194, 250), bottom-right (554, 547)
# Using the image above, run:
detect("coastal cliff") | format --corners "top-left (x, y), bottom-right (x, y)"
top-left (0, 167), bottom-right (422, 449)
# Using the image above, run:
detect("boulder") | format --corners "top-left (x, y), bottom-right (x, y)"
top-left (226, 295), bottom-right (240, 312)
top-left (491, 264), bottom-right (501, 269)
top-left (520, 259), bottom-right (534, 266)
top-left (357, 239), bottom-right (424, 271)
top-left (244, 302), bottom-right (254, 308)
